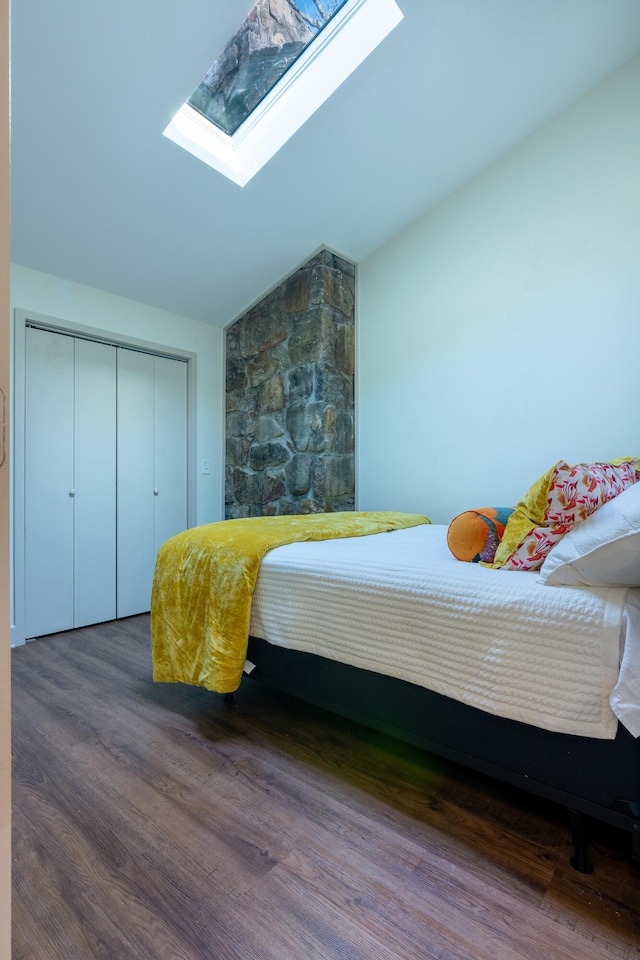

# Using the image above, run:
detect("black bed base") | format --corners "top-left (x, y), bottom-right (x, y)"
top-left (245, 636), bottom-right (640, 873)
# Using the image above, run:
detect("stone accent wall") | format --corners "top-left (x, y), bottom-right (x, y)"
top-left (226, 249), bottom-right (355, 517)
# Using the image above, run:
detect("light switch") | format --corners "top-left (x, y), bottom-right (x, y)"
top-left (201, 459), bottom-right (210, 475)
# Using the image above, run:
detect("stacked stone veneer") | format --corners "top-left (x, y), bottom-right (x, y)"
top-left (226, 250), bottom-right (355, 517)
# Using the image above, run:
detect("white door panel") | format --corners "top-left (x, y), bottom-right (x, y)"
top-left (74, 338), bottom-right (117, 627)
top-left (24, 328), bottom-right (75, 637)
top-left (153, 355), bottom-right (188, 556)
top-left (116, 349), bottom-right (155, 618)
top-left (24, 326), bottom-right (190, 634)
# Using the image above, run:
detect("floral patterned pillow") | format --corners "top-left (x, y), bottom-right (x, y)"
top-left (491, 458), bottom-right (640, 571)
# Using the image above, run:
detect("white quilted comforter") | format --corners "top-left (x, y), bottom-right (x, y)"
top-left (249, 523), bottom-right (640, 740)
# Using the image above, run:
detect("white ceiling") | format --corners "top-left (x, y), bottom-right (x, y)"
top-left (10, 0), bottom-right (640, 328)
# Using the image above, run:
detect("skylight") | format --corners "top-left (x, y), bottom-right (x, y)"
top-left (188, 0), bottom-right (351, 137)
top-left (163, 0), bottom-right (404, 186)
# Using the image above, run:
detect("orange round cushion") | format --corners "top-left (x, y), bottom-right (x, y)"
top-left (447, 507), bottom-right (514, 563)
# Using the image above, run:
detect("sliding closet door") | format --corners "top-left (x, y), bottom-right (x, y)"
top-left (153, 355), bottom-right (188, 556)
top-left (116, 349), bottom-right (155, 618)
top-left (23, 328), bottom-right (188, 634)
top-left (24, 328), bottom-right (117, 637)
top-left (116, 350), bottom-right (188, 618)
top-left (24, 328), bottom-right (75, 636)
top-left (73, 338), bottom-right (117, 627)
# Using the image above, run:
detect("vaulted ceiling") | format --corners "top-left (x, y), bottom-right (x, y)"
top-left (10, 0), bottom-right (640, 327)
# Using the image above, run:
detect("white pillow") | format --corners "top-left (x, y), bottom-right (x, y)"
top-left (539, 481), bottom-right (640, 587)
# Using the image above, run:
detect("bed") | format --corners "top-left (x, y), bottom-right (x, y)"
top-left (151, 484), bottom-right (640, 874)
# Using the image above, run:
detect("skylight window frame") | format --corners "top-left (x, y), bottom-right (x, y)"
top-left (163, 0), bottom-right (404, 187)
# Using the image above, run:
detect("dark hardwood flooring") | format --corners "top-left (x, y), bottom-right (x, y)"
top-left (11, 615), bottom-right (640, 960)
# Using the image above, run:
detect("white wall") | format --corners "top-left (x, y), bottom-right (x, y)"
top-left (11, 264), bottom-right (224, 526)
top-left (357, 55), bottom-right (640, 524)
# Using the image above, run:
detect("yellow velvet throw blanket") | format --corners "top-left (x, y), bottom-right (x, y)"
top-left (151, 511), bottom-right (430, 694)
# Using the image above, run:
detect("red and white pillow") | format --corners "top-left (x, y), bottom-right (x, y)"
top-left (492, 459), bottom-right (640, 572)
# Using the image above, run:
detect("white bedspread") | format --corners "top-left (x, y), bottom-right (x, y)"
top-left (249, 523), bottom-right (640, 740)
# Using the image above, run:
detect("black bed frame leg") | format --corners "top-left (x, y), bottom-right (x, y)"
top-left (569, 810), bottom-right (594, 874)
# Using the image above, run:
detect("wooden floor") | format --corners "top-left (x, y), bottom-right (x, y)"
top-left (11, 616), bottom-right (640, 960)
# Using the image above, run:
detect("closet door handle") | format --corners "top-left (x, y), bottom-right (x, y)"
top-left (69, 489), bottom-right (76, 497)
top-left (154, 489), bottom-right (159, 496)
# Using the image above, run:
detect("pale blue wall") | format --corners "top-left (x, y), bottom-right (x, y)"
top-left (357, 56), bottom-right (640, 524)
